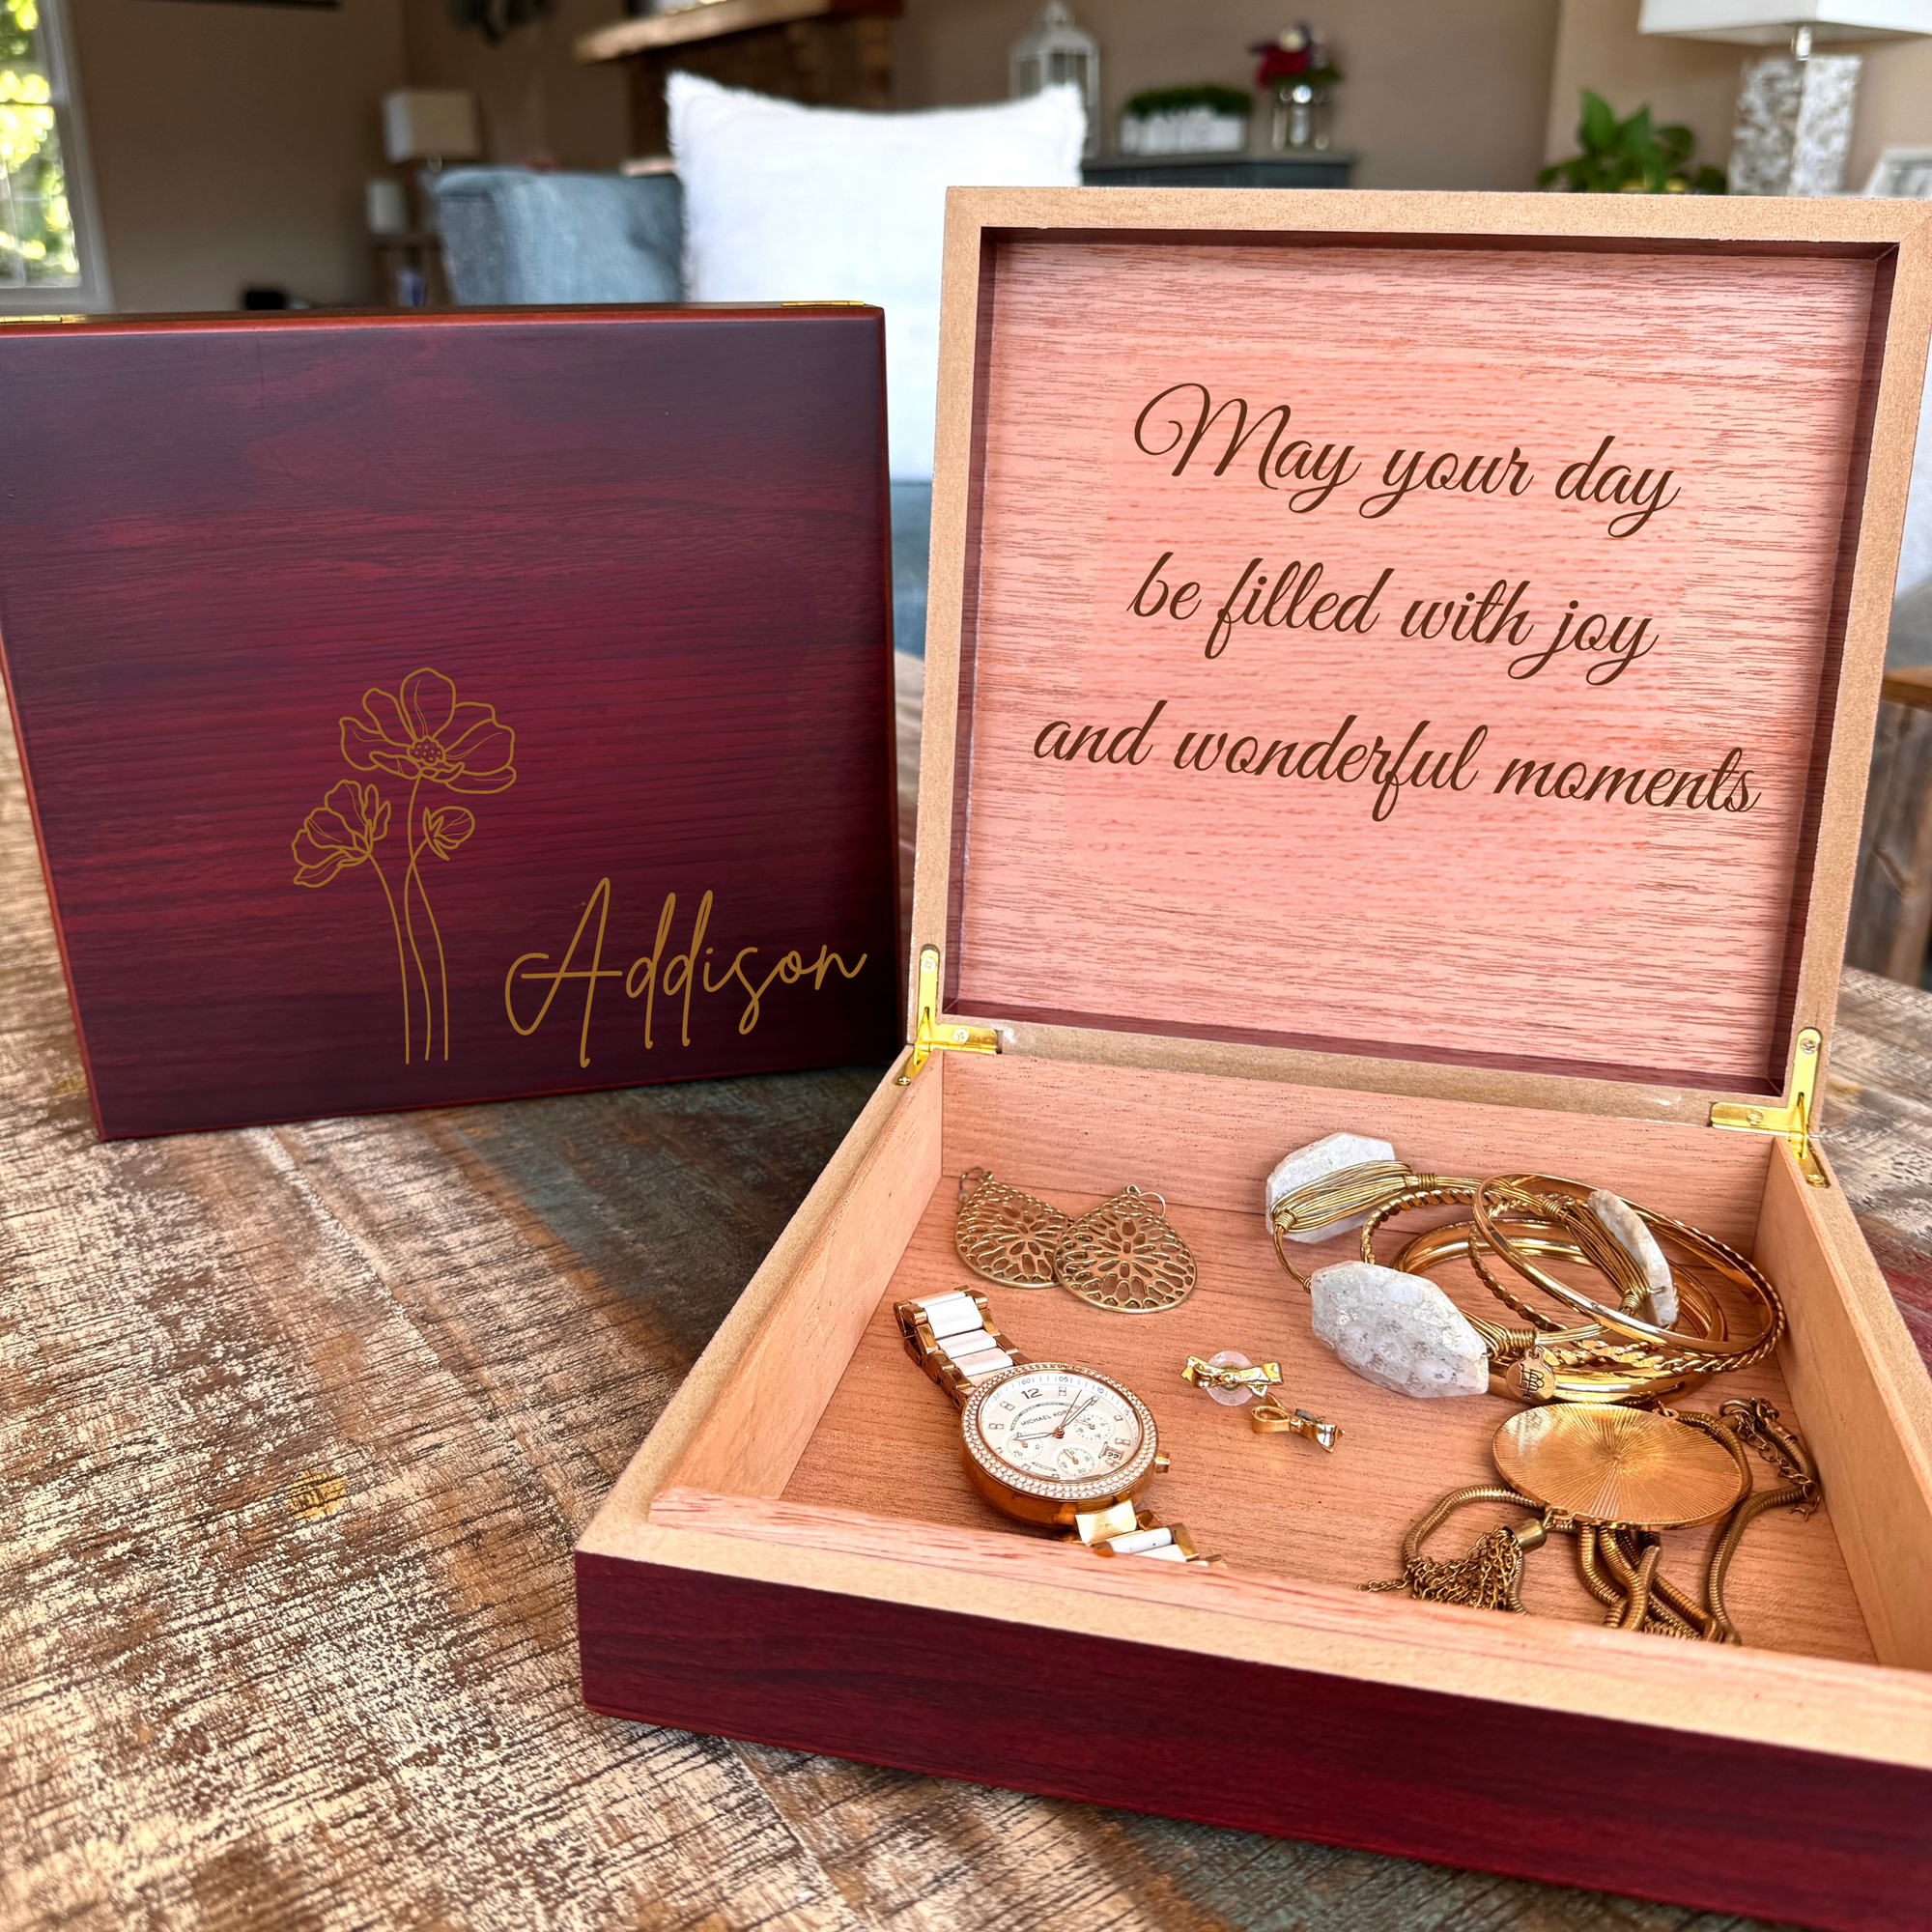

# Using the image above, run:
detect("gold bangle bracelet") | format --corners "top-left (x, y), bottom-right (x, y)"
top-left (1267, 1160), bottom-right (1447, 1289)
top-left (1423, 1207), bottom-right (1653, 1335)
top-left (1354, 1183), bottom-right (1620, 1356)
top-left (1394, 1217), bottom-right (1725, 1405)
top-left (1471, 1176), bottom-right (1783, 1374)
top-left (1398, 1216), bottom-right (1730, 1348)
top-left (1351, 1183), bottom-right (1695, 1403)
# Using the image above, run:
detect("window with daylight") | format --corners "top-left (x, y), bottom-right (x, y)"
top-left (0, 0), bottom-right (107, 308)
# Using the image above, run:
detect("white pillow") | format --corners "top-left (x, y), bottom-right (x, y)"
top-left (668, 73), bottom-right (1086, 479)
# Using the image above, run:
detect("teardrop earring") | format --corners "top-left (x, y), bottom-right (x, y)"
top-left (953, 1167), bottom-right (1070, 1288)
top-left (1056, 1186), bottom-right (1198, 1314)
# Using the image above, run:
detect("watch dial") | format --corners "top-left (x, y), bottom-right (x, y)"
top-left (973, 1370), bottom-right (1145, 1485)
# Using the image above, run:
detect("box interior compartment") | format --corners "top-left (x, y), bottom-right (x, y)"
top-left (650, 1046), bottom-right (1931, 1684)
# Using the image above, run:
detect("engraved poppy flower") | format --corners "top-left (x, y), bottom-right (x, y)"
top-left (418, 804), bottom-right (475, 861)
top-left (340, 667), bottom-right (517, 794)
top-left (292, 780), bottom-right (391, 888)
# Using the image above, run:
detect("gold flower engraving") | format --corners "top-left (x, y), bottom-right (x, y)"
top-left (292, 667), bottom-right (517, 1065)
top-left (418, 804), bottom-right (476, 861)
top-left (293, 781), bottom-right (390, 888)
top-left (340, 668), bottom-right (516, 793)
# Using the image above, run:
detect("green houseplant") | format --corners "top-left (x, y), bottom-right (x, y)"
top-left (1540, 89), bottom-right (1725, 194)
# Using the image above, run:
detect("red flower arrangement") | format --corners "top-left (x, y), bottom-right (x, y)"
top-left (1250, 24), bottom-right (1340, 90)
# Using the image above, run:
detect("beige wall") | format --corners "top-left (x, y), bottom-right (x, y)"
top-left (895, 0), bottom-right (1562, 189)
top-left (53, 0), bottom-right (1569, 315)
top-left (64, 0), bottom-right (633, 313)
top-left (396, 0), bottom-right (627, 168)
top-left (69, 0), bottom-right (408, 313)
top-left (1547, 0), bottom-right (1932, 188)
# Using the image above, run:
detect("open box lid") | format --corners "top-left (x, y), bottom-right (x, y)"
top-left (908, 188), bottom-right (1932, 1149)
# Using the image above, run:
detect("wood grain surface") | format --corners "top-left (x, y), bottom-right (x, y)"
top-left (5, 650), bottom-right (1931, 1932)
top-left (1846, 687), bottom-right (1932, 980)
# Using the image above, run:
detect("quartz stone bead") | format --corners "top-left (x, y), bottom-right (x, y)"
top-left (1587, 1187), bottom-right (1679, 1328)
top-left (1310, 1261), bottom-right (1490, 1398)
top-left (1264, 1131), bottom-right (1397, 1241)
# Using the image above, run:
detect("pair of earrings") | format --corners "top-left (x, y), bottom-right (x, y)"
top-left (1182, 1352), bottom-right (1344, 1452)
top-left (955, 1168), bottom-right (1198, 1313)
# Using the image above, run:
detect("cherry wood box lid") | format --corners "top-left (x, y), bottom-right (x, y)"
top-left (0, 305), bottom-right (901, 1139)
top-left (911, 190), bottom-right (1932, 1129)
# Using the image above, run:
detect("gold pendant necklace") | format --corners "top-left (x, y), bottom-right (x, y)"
top-left (1365, 1400), bottom-right (1816, 1644)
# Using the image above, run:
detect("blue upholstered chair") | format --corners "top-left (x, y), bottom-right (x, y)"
top-left (433, 167), bottom-right (684, 307)
top-left (430, 165), bottom-right (931, 655)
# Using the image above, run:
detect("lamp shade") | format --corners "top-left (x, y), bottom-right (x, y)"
top-left (383, 90), bottom-right (482, 164)
top-left (1639, 0), bottom-right (1932, 41)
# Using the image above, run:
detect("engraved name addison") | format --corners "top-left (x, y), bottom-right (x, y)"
top-left (503, 878), bottom-right (867, 1068)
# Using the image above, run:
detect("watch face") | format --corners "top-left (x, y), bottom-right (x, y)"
top-left (961, 1362), bottom-right (1157, 1504)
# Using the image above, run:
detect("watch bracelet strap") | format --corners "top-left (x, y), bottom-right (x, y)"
top-left (894, 1290), bottom-right (1220, 1567)
top-left (895, 1288), bottom-right (1022, 1404)
top-left (1071, 1498), bottom-right (1218, 1564)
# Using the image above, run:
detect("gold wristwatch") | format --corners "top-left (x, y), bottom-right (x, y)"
top-left (895, 1288), bottom-right (1218, 1564)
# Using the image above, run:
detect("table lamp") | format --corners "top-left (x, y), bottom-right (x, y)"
top-left (1640, 1), bottom-right (1932, 192)
top-left (382, 89), bottom-right (483, 173)
top-left (381, 89), bottom-right (483, 246)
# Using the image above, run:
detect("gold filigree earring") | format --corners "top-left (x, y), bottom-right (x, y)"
top-left (1057, 1186), bottom-right (1198, 1314)
top-left (954, 1168), bottom-right (1071, 1289)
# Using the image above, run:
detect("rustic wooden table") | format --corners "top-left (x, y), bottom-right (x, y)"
top-left (5, 660), bottom-right (1929, 1932)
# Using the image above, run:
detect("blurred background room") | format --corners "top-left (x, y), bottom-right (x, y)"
top-left (5, 0), bottom-right (1932, 980)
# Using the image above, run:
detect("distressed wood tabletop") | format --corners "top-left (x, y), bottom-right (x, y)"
top-left (4, 657), bottom-right (1929, 1932)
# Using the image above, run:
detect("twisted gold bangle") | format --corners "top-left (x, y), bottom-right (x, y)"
top-left (1267, 1157), bottom-right (1784, 1402)
top-left (1349, 1183), bottom-right (1710, 1403)
top-left (1354, 1182), bottom-right (1632, 1356)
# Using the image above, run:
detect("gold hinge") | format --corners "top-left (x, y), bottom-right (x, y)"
top-left (1709, 1027), bottom-right (1828, 1188)
top-left (895, 945), bottom-right (999, 1085)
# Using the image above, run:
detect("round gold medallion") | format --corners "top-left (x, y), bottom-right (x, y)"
top-left (1493, 1405), bottom-right (1747, 1530)
top-left (1056, 1186), bottom-right (1197, 1314)
top-left (954, 1169), bottom-right (1070, 1289)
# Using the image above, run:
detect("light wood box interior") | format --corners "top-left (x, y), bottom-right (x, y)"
top-left (593, 1040), bottom-right (1932, 1773)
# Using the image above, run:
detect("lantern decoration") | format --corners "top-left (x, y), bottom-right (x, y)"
top-left (1010, 2), bottom-right (1100, 156)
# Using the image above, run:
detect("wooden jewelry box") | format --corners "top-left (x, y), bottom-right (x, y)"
top-left (577, 190), bottom-right (1932, 1931)
top-left (0, 305), bottom-right (899, 1139)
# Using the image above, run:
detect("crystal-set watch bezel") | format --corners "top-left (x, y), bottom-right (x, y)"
top-left (960, 1360), bottom-right (1159, 1503)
